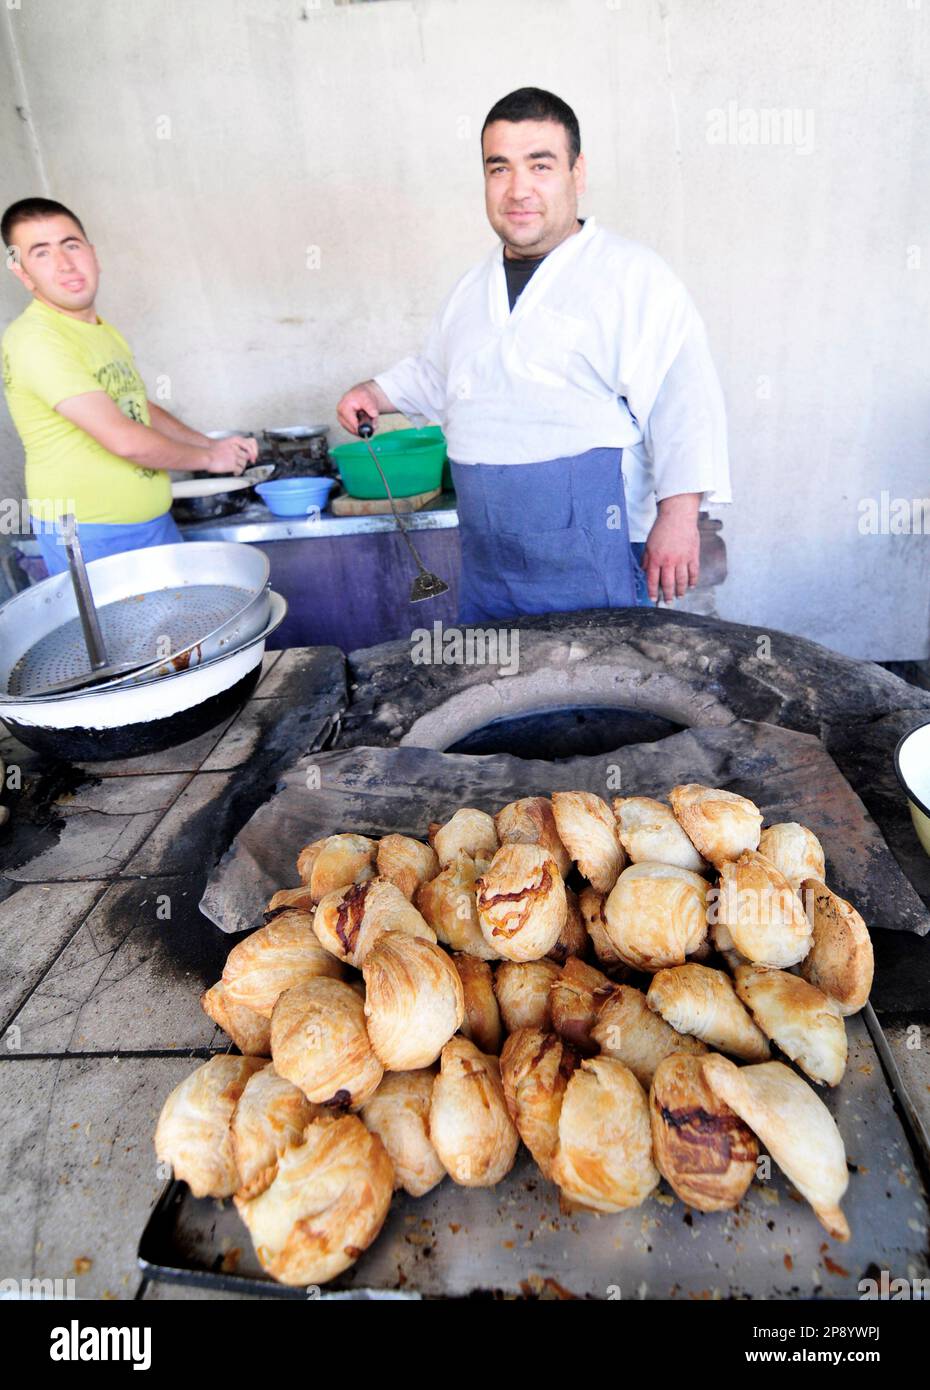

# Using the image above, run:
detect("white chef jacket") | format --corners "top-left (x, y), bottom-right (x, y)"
top-left (374, 215), bottom-right (730, 542)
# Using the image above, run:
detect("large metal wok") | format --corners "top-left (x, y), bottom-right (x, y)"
top-left (0, 542), bottom-right (285, 760)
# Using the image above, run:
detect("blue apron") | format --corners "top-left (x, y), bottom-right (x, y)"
top-left (451, 448), bottom-right (637, 623)
top-left (30, 511), bottom-right (183, 578)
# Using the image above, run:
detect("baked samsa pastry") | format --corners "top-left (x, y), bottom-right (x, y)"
top-left (701, 1055), bottom-right (850, 1241)
top-left (647, 964), bottom-right (770, 1061)
top-left (362, 933), bottom-right (465, 1070)
top-left (313, 877), bottom-right (435, 968)
top-left (429, 808), bottom-right (498, 867)
top-left (495, 796), bottom-right (571, 877)
top-left (235, 1114), bottom-right (393, 1284)
top-left (591, 984), bottom-right (707, 1088)
top-left (716, 850), bottom-right (812, 969)
top-left (668, 784), bottom-right (762, 869)
top-left (222, 912), bottom-right (346, 1018)
top-left (429, 1036), bottom-right (519, 1186)
top-left (231, 1064), bottom-right (320, 1193)
top-left (604, 863), bottom-right (708, 971)
top-left (613, 796), bottom-right (706, 872)
top-left (376, 834), bottom-right (439, 901)
top-left (476, 843), bottom-right (567, 962)
top-left (154, 1055), bottom-right (266, 1198)
top-left (271, 977), bottom-right (383, 1108)
top-left (500, 1027), bottom-right (576, 1179)
top-left (757, 823), bottom-right (826, 892)
top-left (799, 879), bottom-right (873, 1016)
top-left (550, 1057), bottom-right (659, 1212)
top-left (550, 791), bottom-right (626, 892)
top-left (578, 886), bottom-right (627, 973)
top-left (415, 852), bottom-right (499, 960)
top-left (453, 954), bottom-right (502, 1054)
top-left (201, 981), bottom-right (271, 1057)
top-left (733, 965), bottom-right (847, 1086)
top-left (264, 884), bottom-right (315, 918)
top-left (360, 1070), bottom-right (446, 1198)
top-left (494, 959), bottom-right (561, 1033)
top-left (649, 1053), bottom-right (758, 1211)
top-left (548, 957), bottom-right (614, 1055)
top-left (710, 920), bottom-right (748, 973)
top-left (297, 833), bottom-right (377, 900)
top-left (547, 887), bottom-right (588, 965)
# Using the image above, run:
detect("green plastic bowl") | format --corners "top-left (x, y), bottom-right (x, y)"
top-left (332, 426), bottom-right (447, 499)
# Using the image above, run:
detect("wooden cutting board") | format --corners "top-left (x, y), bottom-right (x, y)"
top-left (330, 487), bottom-right (442, 516)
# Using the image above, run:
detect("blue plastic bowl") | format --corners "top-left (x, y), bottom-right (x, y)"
top-left (255, 477), bottom-right (336, 517)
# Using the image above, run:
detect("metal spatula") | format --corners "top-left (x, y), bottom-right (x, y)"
top-left (356, 411), bottom-right (450, 603)
top-left (30, 515), bottom-right (153, 695)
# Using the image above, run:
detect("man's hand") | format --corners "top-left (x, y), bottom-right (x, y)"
top-left (336, 380), bottom-right (396, 436)
top-left (202, 435), bottom-right (257, 475)
top-left (641, 492), bottom-right (701, 603)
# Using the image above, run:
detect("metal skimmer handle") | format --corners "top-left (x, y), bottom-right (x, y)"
top-left (58, 513), bottom-right (109, 672)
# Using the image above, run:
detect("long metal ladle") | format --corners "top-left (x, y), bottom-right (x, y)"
top-left (356, 410), bottom-right (450, 603)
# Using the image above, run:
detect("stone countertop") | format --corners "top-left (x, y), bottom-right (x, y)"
top-left (0, 623), bottom-right (928, 1302)
top-left (0, 646), bottom-right (346, 1302)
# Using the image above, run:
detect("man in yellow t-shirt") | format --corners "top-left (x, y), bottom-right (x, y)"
top-left (1, 197), bottom-right (257, 575)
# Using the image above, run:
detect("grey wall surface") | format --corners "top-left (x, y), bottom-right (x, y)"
top-left (0, 0), bottom-right (927, 659)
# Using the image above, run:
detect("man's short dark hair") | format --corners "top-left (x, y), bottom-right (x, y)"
top-left (481, 87), bottom-right (581, 166)
top-left (1, 198), bottom-right (87, 249)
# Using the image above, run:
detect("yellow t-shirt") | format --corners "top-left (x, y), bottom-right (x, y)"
top-left (1, 298), bottom-right (172, 524)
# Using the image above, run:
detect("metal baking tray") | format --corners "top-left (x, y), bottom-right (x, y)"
top-left (138, 1010), bottom-right (929, 1300)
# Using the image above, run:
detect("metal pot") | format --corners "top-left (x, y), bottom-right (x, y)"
top-left (0, 591), bottom-right (287, 761)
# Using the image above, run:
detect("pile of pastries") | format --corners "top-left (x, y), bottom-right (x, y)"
top-left (154, 784), bottom-right (874, 1288)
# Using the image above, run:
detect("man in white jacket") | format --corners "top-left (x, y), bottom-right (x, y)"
top-left (338, 87), bottom-right (729, 622)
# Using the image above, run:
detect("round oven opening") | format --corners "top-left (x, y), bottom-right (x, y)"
top-left (444, 704), bottom-right (685, 760)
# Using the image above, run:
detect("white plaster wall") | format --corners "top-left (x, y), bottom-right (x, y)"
top-left (0, 0), bottom-right (927, 658)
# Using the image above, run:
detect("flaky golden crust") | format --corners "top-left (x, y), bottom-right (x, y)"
top-left (500, 1027), bottom-right (576, 1179)
top-left (494, 797), bottom-right (571, 878)
top-left (613, 796), bottom-right (706, 872)
top-left (578, 885), bottom-right (627, 972)
top-left (453, 954), bottom-right (502, 1055)
top-left (270, 977), bottom-right (383, 1108)
top-left (297, 833), bottom-right (377, 901)
top-left (376, 834), bottom-right (440, 901)
top-left (476, 843), bottom-right (567, 962)
top-left (429, 1036), bottom-right (519, 1186)
top-left (362, 933), bottom-right (465, 1070)
top-left (701, 1055), bottom-right (850, 1241)
top-left (360, 1070), bottom-right (446, 1198)
top-left (798, 879), bottom-right (873, 1016)
top-left (547, 886), bottom-right (588, 966)
top-left (735, 965), bottom-right (847, 1086)
top-left (647, 964), bottom-right (771, 1062)
top-left (603, 862), bottom-right (708, 971)
top-left (154, 1055), bottom-right (266, 1198)
top-left (313, 877), bottom-right (435, 968)
top-left (430, 808), bottom-right (499, 867)
top-left (550, 790), bottom-right (626, 892)
top-left (265, 884), bottom-right (316, 918)
top-left (591, 984), bottom-right (707, 1088)
top-left (668, 784), bottom-right (762, 869)
top-left (201, 981), bottom-right (271, 1057)
top-left (415, 852), bottom-right (499, 960)
top-left (231, 1065), bottom-right (320, 1194)
top-left (549, 957), bottom-right (614, 1055)
top-left (550, 1057), bottom-right (659, 1212)
top-left (649, 1053), bottom-right (758, 1212)
top-left (494, 959), bottom-right (561, 1033)
top-left (222, 912), bottom-right (346, 1019)
top-left (716, 850), bottom-right (813, 969)
top-left (758, 823), bottom-right (826, 891)
top-left (235, 1115), bottom-right (394, 1285)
